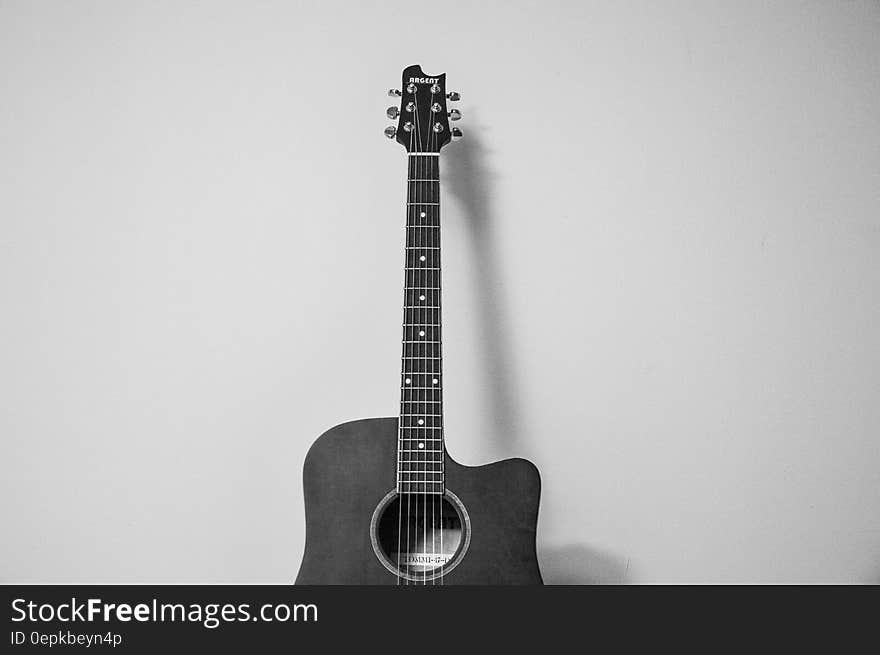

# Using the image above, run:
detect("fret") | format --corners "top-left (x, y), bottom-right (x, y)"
top-left (405, 273), bottom-right (442, 287)
top-left (406, 184), bottom-right (439, 203)
top-left (402, 329), bottom-right (440, 340)
top-left (399, 416), bottom-right (442, 425)
top-left (401, 310), bottom-right (440, 325)
top-left (397, 481), bottom-right (446, 496)
top-left (404, 294), bottom-right (440, 304)
top-left (407, 179), bottom-right (439, 182)
top-left (406, 251), bottom-right (439, 266)
top-left (403, 341), bottom-right (440, 353)
top-left (398, 484), bottom-right (444, 493)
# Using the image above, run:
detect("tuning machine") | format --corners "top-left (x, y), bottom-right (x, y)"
top-left (388, 89), bottom-right (402, 97)
top-left (386, 106), bottom-right (400, 119)
top-left (446, 91), bottom-right (461, 101)
top-left (448, 108), bottom-right (461, 121)
top-left (384, 126), bottom-right (397, 139)
top-left (451, 127), bottom-right (463, 141)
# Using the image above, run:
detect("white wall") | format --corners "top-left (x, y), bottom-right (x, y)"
top-left (1, 1), bottom-right (879, 583)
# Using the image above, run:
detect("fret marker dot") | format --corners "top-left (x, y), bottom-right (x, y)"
top-left (418, 442), bottom-right (425, 449)
top-left (420, 212), bottom-right (426, 218)
top-left (417, 419), bottom-right (424, 425)
top-left (405, 378), bottom-right (411, 384)
top-left (419, 295), bottom-right (426, 301)
top-left (419, 255), bottom-right (426, 261)
top-left (432, 378), bottom-right (438, 385)
top-left (419, 330), bottom-right (425, 336)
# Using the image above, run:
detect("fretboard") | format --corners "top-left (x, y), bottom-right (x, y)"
top-left (398, 153), bottom-right (443, 495)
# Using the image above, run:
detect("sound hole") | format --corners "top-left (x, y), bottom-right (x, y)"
top-left (374, 492), bottom-right (465, 580)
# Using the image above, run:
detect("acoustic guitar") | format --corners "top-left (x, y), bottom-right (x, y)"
top-left (295, 65), bottom-right (543, 584)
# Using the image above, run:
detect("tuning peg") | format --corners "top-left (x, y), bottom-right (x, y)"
top-left (446, 91), bottom-right (460, 101)
top-left (451, 127), bottom-right (463, 140)
top-left (384, 126), bottom-right (397, 139)
top-left (388, 89), bottom-right (402, 97)
top-left (386, 106), bottom-right (400, 119)
top-left (448, 108), bottom-right (461, 121)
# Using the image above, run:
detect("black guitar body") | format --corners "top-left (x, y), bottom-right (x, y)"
top-left (295, 418), bottom-right (543, 585)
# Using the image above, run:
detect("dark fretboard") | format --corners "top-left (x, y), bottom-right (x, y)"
top-left (398, 153), bottom-right (443, 495)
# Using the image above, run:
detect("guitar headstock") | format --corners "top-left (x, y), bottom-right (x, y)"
top-left (385, 64), bottom-right (461, 153)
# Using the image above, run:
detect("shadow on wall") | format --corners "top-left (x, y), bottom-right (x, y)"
top-left (540, 544), bottom-right (632, 585)
top-left (442, 119), bottom-right (526, 453)
top-left (443, 120), bottom-right (632, 585)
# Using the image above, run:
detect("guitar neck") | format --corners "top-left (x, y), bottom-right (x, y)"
top-left (398, 153), bottom-right (444, 495)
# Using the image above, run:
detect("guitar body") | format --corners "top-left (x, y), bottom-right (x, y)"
top-left (295, 418), bottom-right (543, 584)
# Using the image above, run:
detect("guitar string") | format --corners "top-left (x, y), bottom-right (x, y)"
top-left (426, 106), bottom-right (435, 587)
top-left (411, 96), bottom-right (420, 586)
top-left (396, 121), bottom-right (409, 587)
top-left (436, 101), bottom-right (444, 587)
top-left (412, 93), bottom-right (427, 585)
top-left (437, 104), bottom-right (443, 586)
top-left (404, 112), bottom-right (417, 585)
top-left (429, 86), bottom-right (446, 585)
top-left (398, 121), bottom-right (418, 586)
top-left (425, 96), bottom-right (435, 586)
top-left (420, 100), bottom-right (435, 586)
top-left (416, 97), bottom-right (428, 586)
